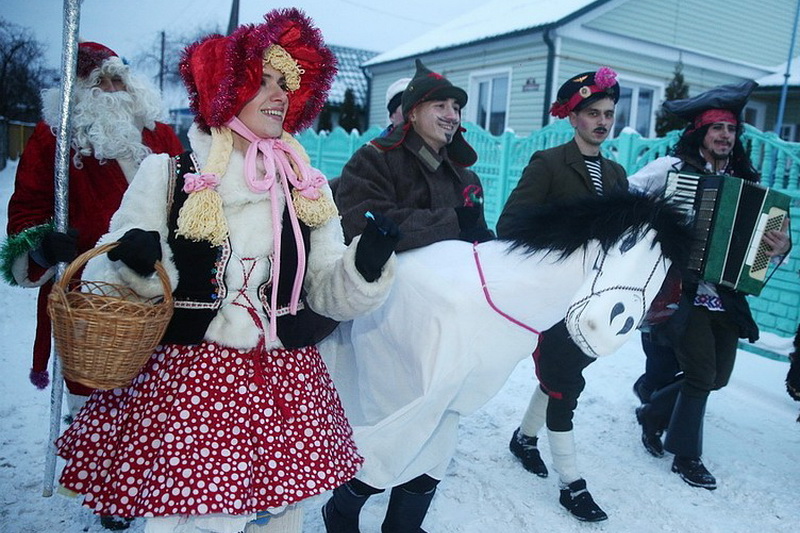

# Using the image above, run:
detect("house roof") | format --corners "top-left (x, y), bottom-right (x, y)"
top-left (328, 44), bottom-right (378, 107)
top-left (364, 0), bottom-right (603, 66)
top-left (757, 55), bottom-right (800, 87)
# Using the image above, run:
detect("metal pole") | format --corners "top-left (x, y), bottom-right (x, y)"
top-left (227, 0), bottom-right (240, 36)
top-left (43, 0), bottom-right (81, 498)
top-left (159, 30), bottom-right (165, 93)
top-left (775, 0), bottom-right (800, 136)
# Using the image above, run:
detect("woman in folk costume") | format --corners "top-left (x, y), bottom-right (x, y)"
top-left (56, 8), bottom-right (399, 533)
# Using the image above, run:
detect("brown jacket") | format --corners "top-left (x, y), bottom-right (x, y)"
top-left (335, 128), bottom-right (490, 252)
top-left (497, 138), bottom-right (627, 237)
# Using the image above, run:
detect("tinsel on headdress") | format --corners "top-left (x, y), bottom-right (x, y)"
top-left (179, 8), bottom-right (337, 134)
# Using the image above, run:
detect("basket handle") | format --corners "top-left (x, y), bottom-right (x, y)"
top-left (56, 241), bottom-right (173, 306)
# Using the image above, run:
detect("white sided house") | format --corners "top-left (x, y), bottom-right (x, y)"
top-left (362, 0), bottom-right (800, 139)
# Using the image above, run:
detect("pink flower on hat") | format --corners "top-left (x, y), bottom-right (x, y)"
top-left (594, 67), bottom-right (618, 90)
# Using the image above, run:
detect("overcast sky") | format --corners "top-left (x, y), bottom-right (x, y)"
top-left (4, 0), bottom-right (486, 70)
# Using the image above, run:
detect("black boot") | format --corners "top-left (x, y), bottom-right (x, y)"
top-left (381, 476), bottom-right (438, 533)
top-left (664, 390), bottom-right (716, 489)
top-left (509, 427), bottom-right (548, 477)
top-left (100, 516), bottom-right (134, 531)
top-left (323, 479), bottom-right (383, 533)
top-left (632, 373), bottom-right (651, 403)
top-left (635, 378), bottom-right (683, 458)
top-left (558, 479), bottom-right (608, 522)
top-left (672, 456), bottom-right (717, 490)
top-left (635, 405), bottom-right (664, 457)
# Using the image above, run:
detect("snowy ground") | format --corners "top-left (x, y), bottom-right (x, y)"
top-left (1, 158), bottom-right (798, 532)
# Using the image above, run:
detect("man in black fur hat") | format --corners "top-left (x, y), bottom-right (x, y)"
top-left (327, 58), bottom-right (493, 533)
top-left (495, 67), bottom-right (628, 522)
top-left (629, 80), bottom-right (791, 490)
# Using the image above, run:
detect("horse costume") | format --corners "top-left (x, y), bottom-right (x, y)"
top-left (318, 192), bottom-right (691, 490)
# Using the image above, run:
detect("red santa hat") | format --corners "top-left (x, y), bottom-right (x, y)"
top-left (76, 41), bottom-right (119, 79)
top-left (180, 8), bottom-right (336, 135)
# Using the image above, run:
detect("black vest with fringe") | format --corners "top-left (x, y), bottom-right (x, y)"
top-left (160, 151), bottom-right (338, 348)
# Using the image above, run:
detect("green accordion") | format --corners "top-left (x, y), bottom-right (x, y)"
top-left (666, 171), bottom-right (790, 296)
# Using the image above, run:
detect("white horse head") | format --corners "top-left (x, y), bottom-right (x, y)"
top-left (501, 192), bottom-right (690, 358)
top-left (565, 228), bottom-right (672, 357)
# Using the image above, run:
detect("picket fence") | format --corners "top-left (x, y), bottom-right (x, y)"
top-left (296, 121), bottom-right (800, 354)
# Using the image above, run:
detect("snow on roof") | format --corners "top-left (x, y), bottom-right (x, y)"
top-left (757, 54), bottom-right (800, 87)
top-left (328, 45), bottom-right (379, 107)
top-left (364, 0), bottom-right (599, 66)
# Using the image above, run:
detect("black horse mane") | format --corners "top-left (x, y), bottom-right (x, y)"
top-left (500, 191), bottom-right (694, 268)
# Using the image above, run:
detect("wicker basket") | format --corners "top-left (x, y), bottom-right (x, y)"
top-left (47, 242), bottom-right (174, 390)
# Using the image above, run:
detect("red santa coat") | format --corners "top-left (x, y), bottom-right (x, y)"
top-left (5, 120), bottom-right (183, 395)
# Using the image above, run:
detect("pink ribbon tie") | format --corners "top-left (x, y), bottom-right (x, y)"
top-left (225, 116), bottom-right (326, 342)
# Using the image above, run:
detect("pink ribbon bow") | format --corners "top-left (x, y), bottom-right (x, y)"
top-left (182, 172), bottom-right (220, 193)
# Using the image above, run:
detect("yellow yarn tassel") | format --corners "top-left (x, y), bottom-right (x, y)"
top-left (175, 189), bottom-right (229, 245)
top-left (282, 132), bottom-right (339, 228)
top-left (291, 188), bottom-right (338, 228)
top-left (175, 127), bottom-right (232, 245)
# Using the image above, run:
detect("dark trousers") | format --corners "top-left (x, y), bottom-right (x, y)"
top-left (663, 305), bottom-right (740, 457)
top-left (534, 320), bottom-right (595, 432)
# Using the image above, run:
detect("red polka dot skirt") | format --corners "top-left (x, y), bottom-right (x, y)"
top-left (56, 342), bottom-right (362, 518)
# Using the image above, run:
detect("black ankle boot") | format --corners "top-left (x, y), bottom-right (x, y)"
top-left (381, 484), bottom-right (437, 533)
top-left (322, 479), bottom-right (383, 533)
top-left (509, 427), bottom-right (548, 477)
top-left (672, 456), bottom-right (717, 490)
top-left (100, 516), bottom-right (133, 531)
top-left (635, 405), bottom-right (665, 457)
top-left (559, 479), bottom-right (608, 522)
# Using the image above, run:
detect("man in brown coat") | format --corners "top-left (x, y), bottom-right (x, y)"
top-left (497, 67), bottom-right (627, 522)
top-left (336, 59), bottom-right (493, 253)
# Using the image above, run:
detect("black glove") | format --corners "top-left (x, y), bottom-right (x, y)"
top-left (459, 226), bottom-right (495, 244)
top-left (455, 206), bottom-right (495, 243)
top-left (31, 228), bottom-right (78, 267)
top-left (355, 212), bottom-right (401, 282)
top-left (107, 228), bottom-right (162, 276)
top-left (455, 205), bottom-right (481, 230)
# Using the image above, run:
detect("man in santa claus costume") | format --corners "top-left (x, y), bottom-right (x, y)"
top-left (1, 41), bottom-right (183, 420)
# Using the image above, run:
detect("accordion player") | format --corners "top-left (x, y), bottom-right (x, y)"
top-left (664, 171), bottom-right (790, 296)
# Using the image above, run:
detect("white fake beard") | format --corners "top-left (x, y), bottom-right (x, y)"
top-left (69, 88), bottom-right (152, 166)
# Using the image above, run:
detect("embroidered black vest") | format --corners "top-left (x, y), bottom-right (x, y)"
top-left (160, 151), bottom-right (338, 348)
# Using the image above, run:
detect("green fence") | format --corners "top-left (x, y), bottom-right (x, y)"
top-left (297, 122), bottom-right (800, 352)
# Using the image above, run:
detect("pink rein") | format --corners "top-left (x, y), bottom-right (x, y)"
top-left (226, 116), bottom-right (326, 342)
top-left (472, 243), bottom-right (542, 337)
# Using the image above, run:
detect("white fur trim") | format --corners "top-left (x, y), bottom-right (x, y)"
top-left (303, 216), bottom-right (396, 322)
top-left (9, 253), bottom-right (55, 287)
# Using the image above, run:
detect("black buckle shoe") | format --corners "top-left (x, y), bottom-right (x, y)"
top-left (635, 406), bottom-right (665, 457)
top-left (671, 456), bottom-right (717, 490)
top-left (559, 479), bottom-right (608, 522)
top-left (509, 428), bottom-right (548, 477)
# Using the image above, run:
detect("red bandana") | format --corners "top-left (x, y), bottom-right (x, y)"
top-left (693, 109), bottom-right (737, 131)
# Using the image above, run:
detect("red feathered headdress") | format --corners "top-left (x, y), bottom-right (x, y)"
top-left (180, 8), bottom-right (337, 134)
